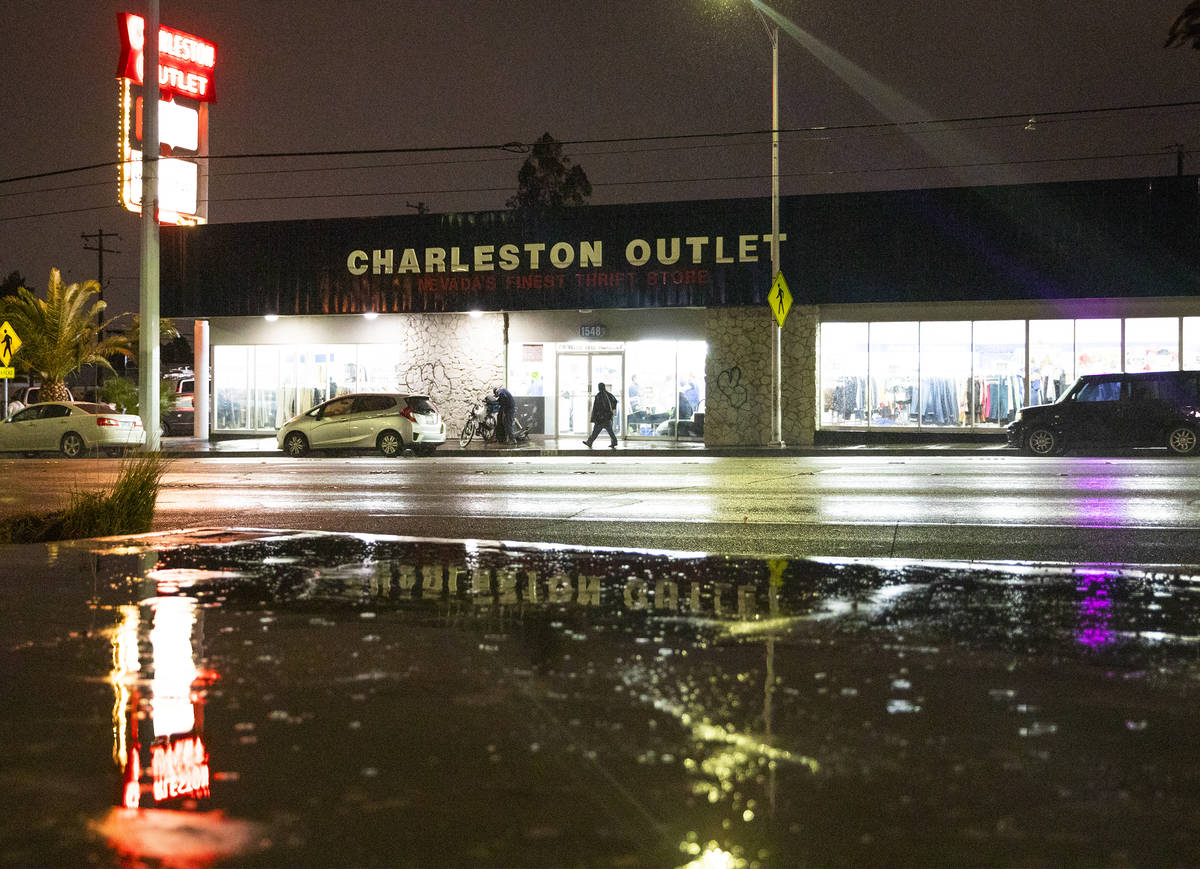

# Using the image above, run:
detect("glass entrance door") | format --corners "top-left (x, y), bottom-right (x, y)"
top-left (556, 353), bottom-right (624, 438)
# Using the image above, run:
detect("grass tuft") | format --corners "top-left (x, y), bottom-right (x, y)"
top-left (0, 452), bottom-right (170, 544)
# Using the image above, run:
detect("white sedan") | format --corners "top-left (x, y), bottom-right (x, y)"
top-left (0, 402), bottom-right (146, 457)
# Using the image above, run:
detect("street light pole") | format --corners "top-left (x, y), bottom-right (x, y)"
top-left (756, 7), bottom-right (784, 447)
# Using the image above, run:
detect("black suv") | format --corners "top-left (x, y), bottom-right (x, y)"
top-left (1007, 370), bottom-right (1200, 456)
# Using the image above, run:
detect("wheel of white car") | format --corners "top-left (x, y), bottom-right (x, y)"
top-left (1166, 425), bottom-right (1198, 455)
top-left (377, 430), bottom-right (403, 457)
top-left (1023, 427), bottom-right (1060, 457)
top-left (60, 431), bottom-right (85, 458)
top-left (282, 431), bottom-right (309, 457)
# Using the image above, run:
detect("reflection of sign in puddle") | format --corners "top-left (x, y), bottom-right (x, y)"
top-left (43, 529), bottom-right (1200, 867)
top-left (108, 596), bottom-right (218, 811)
top-left (99, 590), bottom-right (261, 863)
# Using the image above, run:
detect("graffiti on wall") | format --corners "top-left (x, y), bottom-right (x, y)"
top-left (716, 365), bottom-right (750, 409)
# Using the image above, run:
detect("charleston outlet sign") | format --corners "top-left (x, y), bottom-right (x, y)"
top-left (159, 200), bottom-right (794, 316)
top-left (116, 12), bottom-right (216, 226)
top-left (347, 232), bottom-right (789, 278)
top-left (117, 12), bottom-right (216, 101)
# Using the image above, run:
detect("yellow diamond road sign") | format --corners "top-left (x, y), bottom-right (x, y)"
top-left (0, 321), bottom-right (20, 368)
top-left (768, 272), bottom-right (793, 328)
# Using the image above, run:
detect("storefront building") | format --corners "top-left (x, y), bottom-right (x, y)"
top-left (161, 174), bottom-right (1199, 446)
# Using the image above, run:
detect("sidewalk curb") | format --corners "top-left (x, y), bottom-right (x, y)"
top-left (159, 439), bottom-right (1015, 459)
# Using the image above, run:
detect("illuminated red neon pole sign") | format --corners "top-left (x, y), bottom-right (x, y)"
top-left (116, 12), bottom-right (217, 103)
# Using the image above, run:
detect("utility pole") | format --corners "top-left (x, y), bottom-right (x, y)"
top-left (81, 228), bottom-right (120, 336)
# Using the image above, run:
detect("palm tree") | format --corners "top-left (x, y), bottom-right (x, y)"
top-left (123, 313), bottom-right (181, 358)
top-left (0, 268), bottom-right (131, 401)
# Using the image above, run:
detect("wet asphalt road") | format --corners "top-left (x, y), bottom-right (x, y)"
top-left (3, 453), bottom-right (1200, 564)
top-left (3, 529), bottom-right (1199, 867)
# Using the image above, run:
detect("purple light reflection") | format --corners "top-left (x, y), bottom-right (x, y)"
top-left (1075, 570), bottom-right (1116, 648)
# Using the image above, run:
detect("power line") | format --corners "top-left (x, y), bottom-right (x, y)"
top-left (2, 98), bottom-right (1198, 188)
top-left (1, 146), bottom-right (1193, 224)
top-left (5, 105), bottom-right (1200, 204)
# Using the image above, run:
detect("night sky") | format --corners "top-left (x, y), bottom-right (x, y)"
top-left (1, 1), bottom-right (1195, 319)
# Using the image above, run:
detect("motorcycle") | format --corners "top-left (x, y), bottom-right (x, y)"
top-left (458, 395), bottom-right (528, 447)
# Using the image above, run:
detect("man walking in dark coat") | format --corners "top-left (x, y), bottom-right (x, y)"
top-left (582, 382), bottom-right (618, 449)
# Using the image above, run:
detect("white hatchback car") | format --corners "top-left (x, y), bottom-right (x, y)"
top-left (277, 393), bottom-right (445, 457)
top-left (0, 401), bottom-right (146, 457)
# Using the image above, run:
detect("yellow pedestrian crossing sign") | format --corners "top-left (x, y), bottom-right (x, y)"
top-left (768, 272), bottom-right (792, 328)
top-left (0, 321), bottom-right (20, 372)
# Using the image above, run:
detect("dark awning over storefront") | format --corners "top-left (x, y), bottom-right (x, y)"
top-left (161, 175), bottom-right (1199, 318)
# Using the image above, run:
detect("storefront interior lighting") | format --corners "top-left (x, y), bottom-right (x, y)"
top-left (264, 314), bottom-right (278, 322)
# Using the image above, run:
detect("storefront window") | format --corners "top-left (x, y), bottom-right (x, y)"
top-left (285, 345), bottom-right (356, 416)
top-left (1124, 317), bottom-right (1179, 372)
top-left (676, 342), bottom-right (706, 440)
top-left (214, 345), bottom-right (250, 430)
top-left (358, 345), bottom-right (404, 392)
top-left (1185, 318), bottom-right (1200, 371)
top-left (1028, 320), bottom-right (1073, 406)
top-left (277, 347), bottom-right (302, 423)
top-left (815, 315), bottom-right (1198, 432)
top-left (972, 320), bottom-right (1025, 425)
top-left (511, 343), bottom-right (548, 435)
top-left (868, 322), bottom-right (918, 427)
top-left (919, 321), bottom-right (969, 427)
top-left (820, 323), bottom-right (868, 427)
top-left (512, 344), bottom-right (547, 398)
top-left (327, 345), bottom-right (360, 396)
top-left (251, 347), bottom-right (279, 430)
top-left (624, 342), bottom-right (675, 437)
top-left (1075, 319), bottom-right (1120, 376)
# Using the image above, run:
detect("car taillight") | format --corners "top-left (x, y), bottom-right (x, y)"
top-left (133, 418), bottom-right (143, 427)
top-left (96, 417), bottom-right (120, 427)
top-left (399, 406), bottom-right (416, 422)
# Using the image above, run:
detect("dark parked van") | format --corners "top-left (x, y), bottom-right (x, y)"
top-left (1007, 370), bottom-right (1200, 456)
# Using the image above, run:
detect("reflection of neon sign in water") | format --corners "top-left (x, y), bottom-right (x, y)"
top-left (107, 593), bottom-right (216, 809)
top-left (149, 596), bottom-right (201, 739)
top-left (1076, 570), bottom-right (1115, 648)
top-left (152, 735), bottom-right (210, 801)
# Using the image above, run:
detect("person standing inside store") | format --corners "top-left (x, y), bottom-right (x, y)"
top-left (628, 374), bottom-right (641, 412)
top-left (493, 385), bottom-right (516, 444)
top-left (582, 382), bottom-right (618, 449)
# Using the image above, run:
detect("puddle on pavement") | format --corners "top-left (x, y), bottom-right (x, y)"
top-left (3, 529), bottom-right (1200, 867)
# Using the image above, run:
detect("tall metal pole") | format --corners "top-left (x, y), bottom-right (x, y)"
top-left (139, 0), bottom-right (161, 450)
top-left (770, 20), bottom-right (783, 447)
top-left (756, 8), bottom-right (784, 447)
